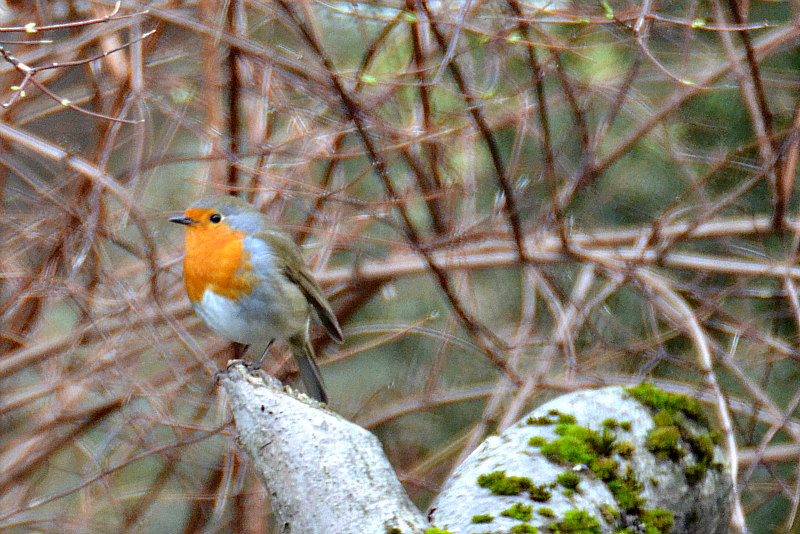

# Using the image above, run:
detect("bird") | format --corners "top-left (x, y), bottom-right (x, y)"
top-left (170, 195), bottom-right (343, 403)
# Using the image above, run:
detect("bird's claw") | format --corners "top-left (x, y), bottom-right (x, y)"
top-left (212, 359), bottom-right (255, 383)
top-left (242, 359), bottom-right (262, 372)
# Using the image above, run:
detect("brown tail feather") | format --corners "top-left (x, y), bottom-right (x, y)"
top-left (287, 335), bottom-right (328, 403)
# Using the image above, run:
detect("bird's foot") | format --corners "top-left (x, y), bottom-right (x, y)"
top-left (242, 359), bottom-right (263, 372)
top-left (212, 358), bottom-right (250, 383)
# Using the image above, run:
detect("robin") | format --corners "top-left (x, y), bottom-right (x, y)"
top-left (170, 195), bottom-right (343, 403)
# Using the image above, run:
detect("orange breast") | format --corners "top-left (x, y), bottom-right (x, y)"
top-left (183, 217), bottom-right (256, 304)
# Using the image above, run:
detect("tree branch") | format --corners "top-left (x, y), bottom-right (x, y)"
top-left (218, 362), bottom-right (427, 534)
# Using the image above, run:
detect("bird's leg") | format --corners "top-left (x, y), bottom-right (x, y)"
top-left (252, 340), bottom-right (275, 370)
top-left (217, 342), bottom-right (252, 380)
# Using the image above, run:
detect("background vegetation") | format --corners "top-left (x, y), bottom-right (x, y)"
top-left (1, 1), bottom-right (799, 532)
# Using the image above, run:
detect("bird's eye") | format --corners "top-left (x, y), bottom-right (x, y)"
top-left (209, 213), bottom-right (222, 223)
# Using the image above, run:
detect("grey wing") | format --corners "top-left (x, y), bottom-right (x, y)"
top-left (257, 230), bottom-right (344, 343)
top-left (284, 262), bottom-right (344, 343)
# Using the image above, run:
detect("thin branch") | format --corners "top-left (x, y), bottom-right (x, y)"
top-left (0, 28), bottom-right (155, 123)
top-left (421, 0), bottom-right (527, 262)
top-left (273, 0), bottom-right (523, 385)
top-left (0, 2), bottom-right (134, 33)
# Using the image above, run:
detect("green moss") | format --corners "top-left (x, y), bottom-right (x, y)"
top-left (538, 508), bottom-right (555, 517)
top-left (476, 470), bottom-right (555, 502)
top-left (542, 423), bottom-right (621, 467)
top-left (652, 410), bottom-right (674, 427)
top-left (631, 384), bottom-right (720, 488)
top-left (555, 423), bottom-right (597, 440)
top-left (530, 483), bottom-right (553, 502)
top-left (528, 415), bottom-right (557, 425)
top-left (557, 471), bottom-right (582, 489)
top-left (558, 413), bottom-right (577, 425)
top-left (562, 488), bottom-right (574, 498)
top-left (388, 528), bottom-right (402, 534)
top-left (471, 514), bottom-right (494, 524)
top-left (511, 525), bottom-right (539, 534)
top-left (501, 503), bottom-right (533, 521)
top-left (477, 471), bottom-right (532, 496)
top-left (602, 418), bottom-right (619, 430)
top-left (593, 428), bottom-right (617, 456)
top-left (425, 528), bottom-right (453, 534)
top-left (525, 407), bottom-right (681, 534)
top-left (549, 510), bottom-right (602, 534)
top-left (599, 504), bottom-right (619, 523)
top-left (529, 436), bottom-right (548, 447)
top-left (528, 410), bottom-right (576, 426)
top-left (542, 435), bottom-right (595, 465)
top-left (641, 508), bottom-right (674, 534)
top-left (613, 440), bottom-right (635, 458)
top-left (684, 462), bottom-right (708, 484)
top-left (607, 468), bottom-right (646, 512)
top-left (625, 384), bottom-right (706, 423)
top-left (646, 426), bottom-right (685, 461)
top-left (619, 421), bottom-right (632, 431)
top-left (686, 432), bottom-right (715, 463)
top-left (541, 425), bottom-right (598, 465)
top-left (590, 457), bottom-right (619, 481)
top-left (535, 418), bottom-right (648, 514)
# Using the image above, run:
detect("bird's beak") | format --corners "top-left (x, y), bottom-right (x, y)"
top-left (169, 216), bottom-right (197, 225)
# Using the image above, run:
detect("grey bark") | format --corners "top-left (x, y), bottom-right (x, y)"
top-left (218, 362), bottom-right (427, 534)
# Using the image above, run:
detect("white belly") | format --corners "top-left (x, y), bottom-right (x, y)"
top-left (193, 289), bottom-right (278, 346)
